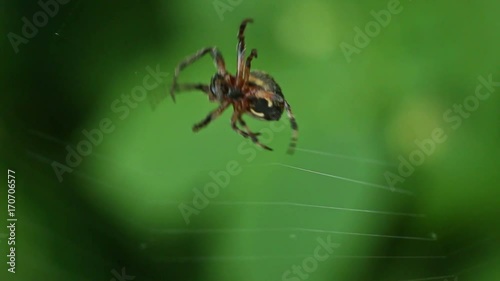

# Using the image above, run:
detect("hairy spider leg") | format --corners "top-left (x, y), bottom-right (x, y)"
top-left (171, 47), bottom-right (227, 102)
top-left (284, 102), bottom-right (298, 154)
top-left (236, 18), bottom-right (253, 88)
top-left (172, 83), bottom-right (216, 101)
top-left (238, 117), bottom-right (261, 137)
top-left (230, 113), bottom-right (250, 137)
top-left (243, 49), bottom-right (258, 84)
top-left (231, 113), bottom-right (273, 151)
top-left (192, 101), bottom-right (230, 132)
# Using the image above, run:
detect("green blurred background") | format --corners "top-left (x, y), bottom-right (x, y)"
top-left (2, 0), bottom-right (499, 280)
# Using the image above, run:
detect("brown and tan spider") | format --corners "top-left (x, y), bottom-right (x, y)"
top-left (170, 18), bottom-right (298, 153)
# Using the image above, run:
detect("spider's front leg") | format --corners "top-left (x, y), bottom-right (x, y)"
top-left (236, 18), bottom-right (253, 87)
top-left (171, 47), bottom-right (227, 102)
top-left (243, 49), bottom-right (258, 83)
top-left (173, 83), bottom-right (217, 101)
top-left (193, 102), bottom-right (230, 132)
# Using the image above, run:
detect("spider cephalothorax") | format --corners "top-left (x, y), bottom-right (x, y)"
top-left (170, 18), bottom-right (298, 153)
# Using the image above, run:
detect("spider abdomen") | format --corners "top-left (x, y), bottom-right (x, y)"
top-left (247, 96), bottom-right (284, 120)
top-left (248, 71), bottom-right (284, 98)
top-left (245, 71), bottom-right (286, 121)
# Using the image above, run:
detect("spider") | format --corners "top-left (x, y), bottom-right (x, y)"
top-left (170, 18), bottom-right (298, 153)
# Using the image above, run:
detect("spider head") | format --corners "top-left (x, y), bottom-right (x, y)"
top-left (248, 93), bottom-right (284, 121)
top-left (210, 73), bottom-right (245, 100)
top-left (209, 74), bottom-right (229, 100)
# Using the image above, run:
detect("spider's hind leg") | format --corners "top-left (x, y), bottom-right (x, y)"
top-left (231, 114), bottom-right (272, 151)
top-left (284, 102), bottom-right (299, 154)
top-left (238, 117), bottom-right (261, 137)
